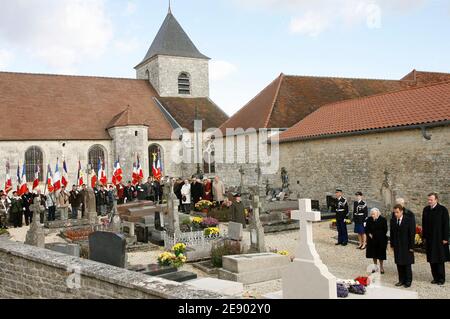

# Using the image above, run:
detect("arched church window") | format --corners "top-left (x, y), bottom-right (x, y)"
top-left (88, 145), bottom-right (106, 171)
top-left (25, 146), bottom-right (44, 182)
top-left (149, 144), bottom-right (164, 179)
top-left (145, 69), bottom-right (150, 81)
top-left (178, 72), bottom-right (191, 95)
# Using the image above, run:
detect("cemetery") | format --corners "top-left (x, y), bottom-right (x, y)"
top-left (2, 177), bottom-right (445, 300)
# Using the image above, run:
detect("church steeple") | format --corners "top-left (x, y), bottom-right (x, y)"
top-left (135, 8), bottom-right (210, 98)
top-left (137, 9), bottom-right (209, 67)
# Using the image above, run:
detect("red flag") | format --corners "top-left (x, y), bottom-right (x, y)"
top-left (32, 164), bottom-right (40, 190)
top-left (132, 162), bottom-right (138, 185)
top-left (90, 167), bottom-right (97, 189)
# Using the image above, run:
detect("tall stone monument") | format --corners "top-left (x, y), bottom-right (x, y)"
top-left (25, 198), bottom-right (45, 248)
top-left (248, 194), bottom-right (266, 253)
top-left (86, 187), bottom-right (98, 225)
top-left (282, 199), bottom-right (337, 299)
top-left (164, 179), bottom-right (180, 235)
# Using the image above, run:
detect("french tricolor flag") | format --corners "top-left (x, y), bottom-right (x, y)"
top-left (46, 164), bottom-right (54, 193)
top-left (112, 158), bottom-right (123, 186)
top-left (32, 164), bottom-right (40, 190)
top-left (53, 160), bottom-right (62, 192)
top-left (61, 159), bottom-right (69, 188)
top-left (4, 161), bottom-right (12, 194)
top-left (19, 163), bottom-right (28, 195)
top-left (98, 159), bottom-right (107, 186)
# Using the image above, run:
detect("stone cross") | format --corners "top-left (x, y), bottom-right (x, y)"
top-left (238, 166), bottom-right (245, 193)
top-left (86, 187), bottom-right (98, 225)
top-left (25, 197), bottom-right (45, 248)
top-left (282, 199), bottom-right (337, 299)
top-left (164, 179), bottom-right (180, 235)
top-left (249, 194), bottom-right (266, 253)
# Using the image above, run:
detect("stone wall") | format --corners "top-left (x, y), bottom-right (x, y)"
top-left (0, 239), bottom-right (222, 299)
top-left (136, 55), bottom-right (209, 98)
top-left (278, 126), bottom-right (450, 217)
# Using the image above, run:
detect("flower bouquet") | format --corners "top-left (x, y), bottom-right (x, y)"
top-left (191, 216), bottom-right (204, 230)
top-left (172, 243), bottom-right (187, 257)
top-left (201, 217), bottom-right (219, 228)
top-left (195, 200), bottom-right (213, 213)
top-left (415, 226), bottom-right (424, 248)
top-left (204, 227), bottom-right (220, 238)
top-left (157, 251), bottom-right (187, 269)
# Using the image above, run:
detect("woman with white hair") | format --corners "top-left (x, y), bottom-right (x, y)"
top-left (365, 208), bottom-right (388, 274)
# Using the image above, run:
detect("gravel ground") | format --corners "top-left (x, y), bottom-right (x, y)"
top-left (7, 222), bottom-right (449, 299)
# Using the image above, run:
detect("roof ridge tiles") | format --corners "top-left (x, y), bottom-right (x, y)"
top-left (0, 71), bottom-right (145, 82)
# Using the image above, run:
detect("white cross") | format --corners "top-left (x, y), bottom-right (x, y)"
top-left (291, 199), bottom-right (322, 262)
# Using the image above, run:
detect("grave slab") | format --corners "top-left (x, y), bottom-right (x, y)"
top-left (223, 253), bottom-right (289, 273)
top-left (144, 264), bottom-right (178, 276)
top-left (45, 243), bottom-right (80, 257)
top-left (157, 271), bottom-right (198, 283)
top-left (187, 278), bottom-right (244, 296)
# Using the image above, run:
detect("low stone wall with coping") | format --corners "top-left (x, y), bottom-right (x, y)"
top-left (0, 239), bottom-right (223, 299)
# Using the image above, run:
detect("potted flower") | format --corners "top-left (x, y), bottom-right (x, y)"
top-left (191, 217), bottom-right (204, 231)
top-left (201, 217), bottom-right (219, 229)
top-left (195, 200), bottom-right (213, 213)
top-left (172, 243), bottom-right (187, 257)
top-left (157, 252), bottom-right (175, 267)
top-left (204, 227), bottom-right (220, 238)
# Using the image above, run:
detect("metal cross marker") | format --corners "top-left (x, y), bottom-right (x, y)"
top-left (290, 199), bottom-right (321, 261)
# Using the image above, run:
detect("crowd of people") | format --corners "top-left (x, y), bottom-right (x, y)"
top-left (172, 176), bottom-right (226, 213)
top-left (0, 176), bottom-right (166, 228)
top-left (334, 189), bottom-right (450, 288)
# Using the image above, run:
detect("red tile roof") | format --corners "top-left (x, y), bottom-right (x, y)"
top-left (278, 80), bottom-right (450, 143)
top-left (157, 97), bottom-right (229, 131)
top-left (220, 70), bottom-right (450, 133)
top-left (0, 72), bottom-right (226, 141)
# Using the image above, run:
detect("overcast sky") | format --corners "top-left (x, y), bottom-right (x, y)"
top-left (0, 0), bottom-right (449, 116)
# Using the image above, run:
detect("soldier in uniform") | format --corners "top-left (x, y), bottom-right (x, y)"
top-left (353, 192), bottom-right (368, 250)
top-left (335, 189), bottom-right (349, 246)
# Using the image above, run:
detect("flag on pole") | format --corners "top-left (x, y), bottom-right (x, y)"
top-left (19, 163), bottom-right (28, 195)
top-left (4, 161), bottom-right (12, 194)
top-left (32, 164), bottom-right (40, 190)
top-left (137, 156), bottom-right (144, 182)
top-left (62, 158), bottom-right (69, 188)
top-left (112, 158), bottom-right (123, 186)
top-left (46, 164), bottom-right (54, 193)
top-left (77, 161), bottom-right (84, 186)
top-left (90, 166), bottom-right (97, 189)
top-left (53, 159), bottom-right (61, 192)
top-left (132, 162), bottom-right (138, 185)
top-left (152, 152), bottom-right (162, 181)
top-left (98, 159), bottom-right (107, 186)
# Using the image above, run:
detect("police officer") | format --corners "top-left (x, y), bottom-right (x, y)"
top-left (335, 189), bottom-right (349, 246)
top-left (353, 192), bottom-right (368, 250)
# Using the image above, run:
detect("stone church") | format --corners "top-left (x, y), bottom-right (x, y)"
top-left (0, 9), bottom-right (228, 187)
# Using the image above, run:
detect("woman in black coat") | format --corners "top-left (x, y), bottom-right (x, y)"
top-left (365, 208), bottom-right (388, 274)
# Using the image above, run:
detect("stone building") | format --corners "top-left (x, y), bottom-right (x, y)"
top-left (215, 70), bottom-right (450, 190)
top-left (0, 9), bottom-right (228, 188)
top-left (277, 80), bottom-right (450, 216)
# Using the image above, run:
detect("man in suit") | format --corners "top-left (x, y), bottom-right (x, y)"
top-left (422, 192), bottom-right (450, 285)
top-left (390, 204), bottom-right (416, 288)
top-left (335, 189), bottom-right (349, 246)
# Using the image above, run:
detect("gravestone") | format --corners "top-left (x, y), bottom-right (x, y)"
top-left (46, 243), bottom-right (80, 257)
top-left (282, 199), bottom-right (337, 299)
top-left (218, 253), bottom-right (290, 284)
top-left (88, 231), bottom-right (127, 268)
top-left (25, 198), bottom-right (45, 248)
top-left (157, 271), bottom-right (198, 283)
top-left (248, 195), bottom-right (266, 253)
top-left (227, 222), bottom-right (243, 241)
top-left (143, 264), bottom-right (178, 276)
top-left (86, 187), bottom-right (98, 224)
